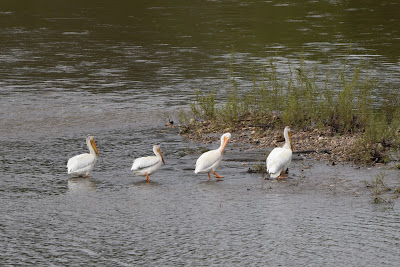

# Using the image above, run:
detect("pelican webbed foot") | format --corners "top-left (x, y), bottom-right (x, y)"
top-left (277, 171), bottom-right (286, 179)
top-left (213, 171), bottom-right (224, 179)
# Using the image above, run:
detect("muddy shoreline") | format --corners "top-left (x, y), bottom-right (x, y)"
top-left (166, 121), bottom-right (400, 205)
top-left (174, 122), bottom-right (363, 165)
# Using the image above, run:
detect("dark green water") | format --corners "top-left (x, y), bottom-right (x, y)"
top-left (1, 1), bottom-right (399, 266)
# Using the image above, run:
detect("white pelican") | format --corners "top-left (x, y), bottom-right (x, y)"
top-left (195, 133), bottom-right (231, 180)
top-left (266, 126), bottom-right (293, 179)
top-left (67, 134), bottom-right (99, 177)
top-left (131, 144), bottom-right (165, 182)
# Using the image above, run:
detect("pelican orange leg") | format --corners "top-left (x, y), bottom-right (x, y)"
top-left (213, 171), bottom-right (224, 179)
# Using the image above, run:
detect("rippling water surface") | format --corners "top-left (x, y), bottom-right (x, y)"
top-left (1, 1), bottom-right (400, 266)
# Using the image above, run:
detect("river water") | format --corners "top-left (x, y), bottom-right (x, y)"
top-left (1, 1), bottom-right (400, 266)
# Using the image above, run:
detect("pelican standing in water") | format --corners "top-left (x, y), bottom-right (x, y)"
top-left (131, 144), bottom-right (165, 182)
top-left (67, 134), bottom-right (99, 177)
top-left (195, 133), bottom-right (231, 180)
top-left (266, 126), bottom-right (293, 179)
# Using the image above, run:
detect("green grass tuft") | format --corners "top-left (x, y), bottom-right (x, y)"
top-left (179, 52), bottom-right (400, 165)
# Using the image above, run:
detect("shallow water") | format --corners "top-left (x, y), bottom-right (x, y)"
top-left (2, 126), bottom-right (400, 266)
top-left (1, 1), bottom-right (400, 266)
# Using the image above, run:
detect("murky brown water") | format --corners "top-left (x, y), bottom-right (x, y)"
top-left (1, 1), bottom-right (400, 266)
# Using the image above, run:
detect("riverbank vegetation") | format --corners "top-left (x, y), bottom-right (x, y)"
top-left (178, 52), bottom-right (400, 165)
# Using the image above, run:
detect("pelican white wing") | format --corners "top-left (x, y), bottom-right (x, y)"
top-left (266, 147), bottom-right (292, 178)
top-left (131, 156), bottom-right (161, 172)
top-left (67, 134), bottom-right (99, 177)
top-left (266, 126), bottom-right (293, 179)
top-left (67, 153), bottom-right (97, 176)
top-left (194, 132), bottom-right (231, 180)
top-left (195, 149), bottom-right (222, 173)
top-left (131, 144), bottom-right (165, 181)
